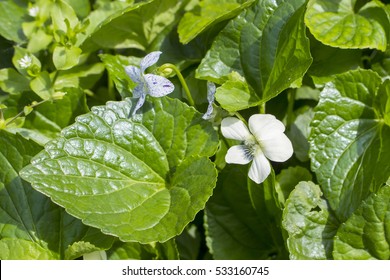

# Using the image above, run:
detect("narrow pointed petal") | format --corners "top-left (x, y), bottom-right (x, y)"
top-left (221, 117), bottom-right (252, 141)
top-left (248, 152), bottom-right (271, 184)
top-left (144, 74), bottom-right (174, 97)
top-left (140, 51), bottom-right (162, 72)
top-left (202, 81), bottom-right (216, 120)
top-left (124, 65), bottom-right (142, 83)
top-left (261, 133), bottom-right (293, 162)
top-left (249, 114), bottom-right (286, 141)
top-left (225, 145), bottom-right (253, 165)
top-left (202, 102), bottom-right (214, 120)
top-left (207, 81), bottom-right (216, 102)
top-left (131, 93), bottom-right (146, 116)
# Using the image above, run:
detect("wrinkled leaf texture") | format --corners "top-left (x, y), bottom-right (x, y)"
top-left (20, 97), bottom-right (219, 243)
top-left (0, 131), bottom-right (113, 259)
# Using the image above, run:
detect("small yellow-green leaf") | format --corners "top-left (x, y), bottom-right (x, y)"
top-left (305, 0), bottom-right (389, 51)
top-left (30, 71), bottom-right (52, 100)
top-left (53, 45), bottom-right (82, 70)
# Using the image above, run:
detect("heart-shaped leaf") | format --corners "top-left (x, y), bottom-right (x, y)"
top-left (309, 69), bottom-right (390, 221)
top-left (20, 97), bottom-right (219, 243)
top-left (305, 0), bottom-right (389, 51)
top-left (0, 131), bottom-right (113, 259)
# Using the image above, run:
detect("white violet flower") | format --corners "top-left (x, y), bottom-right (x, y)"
top-left (202, 81), bottom-right (216, 120)
top-left (28, 6), bottom-right (39, 17)
top-left (221, 114), bottom-right (293, 184)
top-left (18, 55), bottom-right (32, 69)
top-left (125, 51), bottom-right (174, 116)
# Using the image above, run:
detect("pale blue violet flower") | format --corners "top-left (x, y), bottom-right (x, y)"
top-left (202, 81), bottom-right (216, 120)
top-left (221, 114), bottom-right (293, 184)
top-left (125, 51), bottom-right (174, 116)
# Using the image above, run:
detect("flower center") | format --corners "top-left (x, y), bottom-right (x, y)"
top-left (242, 136), bottom-right (261, 160)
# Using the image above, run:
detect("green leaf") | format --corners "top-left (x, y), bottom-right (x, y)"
top-left (282, 181), bottom-right (339, 260)
top-left (154, 238), bottom-right (179, 260)
top-left (64, 0), bottom-right (91, 18)
top-left (307, 35), bottom-right (363, 86)
top-left (81, 0), bottom-right (189, 52)
top-left (0, 0), bottom-right (26, 43)
top-left (25, 87), bottom-right (89, 130)
top-left (20, 97), bottom-right (218, 243)
top-left (5, 87), bottom-right (89, 145)
top-left (0, 68), bottom-right (30, 95)
top-left (377, 79), bottom-right (390, 127)
top-left (107, 238), bottom-right (178, 260)
top-left (371, 49), bottom-right (390, 79)
top-left (275, 166), bottom-right (313, 208)
top-left (53, 45), bottom-right (82, 70)
top-left (178, 0), bottom-right (255, 44)
top-left (51, 0), bottom-right (79, 35)
top-left (0, 131), bottom-right (114, 259)
top-left (333, 185), bottom-right (390, 260)
top-left (215, 72), bottom-right (260, 112)
top-left (30, 71), bottom-right (52, 100)
top-left (309, 69), bottom-right (390, 221)
top-left (12, 47), bottom-right (41, 77)
top-left (107, 240), bottom-right (158, 260)
top-left (205, 165), bottom-right (287, 259)
top-left (305, 0), bottom-right (389, 51)
top-left (287, 107), bottom-right (315, 162)
top-left (99, 54), bottom-right (136, 98)
top-left (176, 224), bottom-right (201, 260)
top-left (26, 29), bottom-right (53, 53)
top-left (55, 63), bottom-right (105, 90)
top-left (75, 0), bottom-right (134, 46)
top-left (196, 0), bottom-right (312, 106)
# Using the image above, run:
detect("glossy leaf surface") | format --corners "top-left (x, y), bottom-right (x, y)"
top-left (20, 97), bottom-right (218, 243)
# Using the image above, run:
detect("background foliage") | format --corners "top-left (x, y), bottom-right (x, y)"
top-left (0, 0), bottom-right (390, 260)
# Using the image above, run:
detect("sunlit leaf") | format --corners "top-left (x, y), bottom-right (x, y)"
top-left (334, 184), bottom-right (390, 260)
top-left (309, 69), bottom-right (390, 221)
top-left (0, 131), bottom-right (114, 260)
top-left (197, 0), bottom-right (312, 107)
top-left (20, 97), bottom-right (219, 243)
top-left (305, 0), bottom-right (389, 51)
top-left (282, 181), bottom-right (339, 259)
top-left (178, 0), bottom-right (255, 44)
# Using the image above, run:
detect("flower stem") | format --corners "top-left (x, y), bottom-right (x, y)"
top-left (5, 100), bottom-right (47, 127)
top-left (258, 103), bottom-right (266, 114)
top-left (107, 74), bottom-right (115, 100)
top-left (159, 63), bottom-right (195, 107)
top-left (233, 111), bottom-right (248, 126)
top-left (286, 88), bottom-right (296, 126)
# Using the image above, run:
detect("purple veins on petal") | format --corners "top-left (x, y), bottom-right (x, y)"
top-left (140, 51), bottom-right (162, 72)
top-left (145, 74), bottom-right (174, 97)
